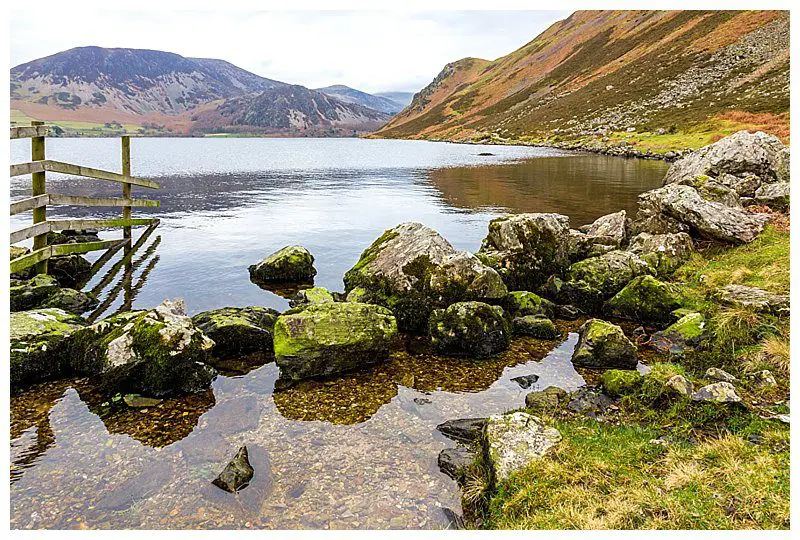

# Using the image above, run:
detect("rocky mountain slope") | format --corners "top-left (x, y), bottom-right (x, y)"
top-left (315, 85), bottom-right (405, 114)
top-left (11, 46), bottom-right (391, 135)
top-left (375, 10), bottom-right (789, 151)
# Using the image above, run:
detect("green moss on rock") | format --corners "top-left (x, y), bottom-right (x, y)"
top-left (572, 319), bottom-right (637, 370)
top-left (503, 291), bottom-right (555, 318)
top-left (249, 245), bottom-right (316, 282)
top-left (192, 306), bottom-right (279, 360)
top-left (428, 301), bottom-right (511, 358)
top-left (603, 275), bottom-right (683, 325)
top-left (513, 316), bottom-right (560, 340)
top-left (600, 369), bottom-right (644, 397)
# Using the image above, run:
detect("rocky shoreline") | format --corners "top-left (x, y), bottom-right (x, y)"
top-left (9, 130), bottom-right (790, 525)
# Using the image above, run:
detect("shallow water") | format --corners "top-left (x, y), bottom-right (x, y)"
top-left (9, 138), bottom-right (668, 529)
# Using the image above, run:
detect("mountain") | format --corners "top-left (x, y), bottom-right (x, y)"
top-left (11, 46), bottom-right (284, 115)
top-left (190, 84), bottom-right (392, 135)
top-left (315, 85), bottom-right (405, 114)
top-left (374, 91), bottom-right (415, 109)
top-left (375, 10), bottom-right (790, 146)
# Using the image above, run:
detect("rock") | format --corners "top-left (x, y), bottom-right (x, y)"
top-left (572, 319), bottom-right (637, 370)
top-left (603, 275), bottom-right (683, 325)
top-left (484, 412), bottom-right (561, 482)
top-left (511, 374), bottom-right (540, 389)
top-left (10, 274), bottom-right (60, 312)
top-left (567, 229), bottom-right (591, 262)
top-left (705, 367), bottom-right (737, 383)
top-left (343, 222), bottom-right (506, 332)
top-left (585, 210), bottom-right (627, 247)
top-left (665, 374), bottom-right (693, 396)
top-left (123, 394), bottom-right (163, 408)
top-left (502, 291), bottom-right (555, 318)
top-left (555, 304), bottom-right (582, 320)
top-left (713, 284), bottom-right (789, 315)
top-left (662, 131), bottom-right (789, 186)
top-left (212, 446), bottom-right (254, 493)
top-left (688, 176), bottom-right (741, 207)
top-left (437, 445), bottom-right (475, 482)
top-left (648, 312), bottom-right (707, 356)
top-left (512, 316), bottom-right (560, 340)
top-left (192, 306), bottom-right (279, 360)
top-left (428, 301), bottom-right (511, 358)
top-left (476, 213), bottom-right (571, 290)
top-left (600, 369), bottom-right (644, 397)
top-left (10, 245), bottom-right (29, 260)
top-left (43, 287), bottom-right (97, 314)
top-left (754, 182), bottom-right (790, 211)
top-left (560, 250), bottom-right (654, 310)
top-left (627, 232), bottom-right (695, 277)
top-left (69, 299), bottom-right (217, 397)
top-left (749, 370), bottom-right (778, 388)
top-left (566, 388), bottom-right (613, 416)
top-left (525, 386), bottom-right (568, 410)
top-left (636, 184), bottom-right (769, 244)
top-left (273, 302), bottom-right (398, 382)
top-left (249, 245), bottom-right (316, 283)
top-left (48, 254), bottom-right (91, 288)
top-left (10, 308), bottom-right (87, 389)
top-left (288, 286), bottom-right (335, 308)
top-left (436, 418), bottom-right (487, 444)
top-left (441, 507), bottom-right (466, 530)
top-left (691, 382), bottom-right (742, 403)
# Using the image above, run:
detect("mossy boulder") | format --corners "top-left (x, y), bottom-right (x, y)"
top-left (10, 274), bottom-right (96, 314)
top-left (343, 222), bottom-right (506, 333)
top-left (600, 369), bottom-right (644, 397)
top-left (249, 245), bottom-right (316, 283)
top-left (603, 275), bottom-right (683, 325)
top-left (525, 386), bottom-right (569, 411)
top-left (48, 254), bottom-right (91, 288)
top-left (648, 311), bottom-right (707, 357)
top-left (559, 250), bottom-right (654, 311)
top-left (502, 290), bottom-right (555, 318)
top-left (572, 319), bottom-right (637, 370)
top-left (513, 316), bottom-right (560, 340)
top-left (288, 286), bottom-right (335, 308)
top-left (192, 306), bottom-right (279, 360)
top-left (70, 299), bottom-right (217, 397)
top-left (428, 301), bottom-right (511, 358)
top-left (476, 213), bottom-right (571, 290)
top-left (627, 232), bottom-right (695, 277)
top-left (273, 302), bottom-right (398, 382)
top-left (10, 308), bottom-right (87, 390)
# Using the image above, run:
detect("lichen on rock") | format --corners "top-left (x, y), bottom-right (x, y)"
top-left (249, 245), bottom-right (317, 283)
top-left (603, 275), bottom-right (683, 325)
top-left (571, 319), bottom-right (637, 370)
top-left (192, 306), bottom-right (279, 360)
top-left (484, 412), bottom-right (561, 482)
top-left (428, 301), bottom-right (511, 358)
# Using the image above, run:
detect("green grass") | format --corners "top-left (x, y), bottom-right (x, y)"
top-left (486, 419), bottom-right (789, 529)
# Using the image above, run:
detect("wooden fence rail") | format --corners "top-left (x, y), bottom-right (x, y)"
top-left (9, 121), bottom-right (161, 275)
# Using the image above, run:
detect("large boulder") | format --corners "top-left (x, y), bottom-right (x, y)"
top-left (249, 245), bottom-right (316, 283)
top-left (662, 131), bottom-right (789, 186)
top-left (192, 306), bottom-right (279, 360)
top-left (10, 274), bottom-right (97, 314)
top-left (627, 232), bottom-right (694, 277)
top-left (484, 412), bottom-right (561, 482)
top-left (428, 301), bottom-right (511, 358)
top-left (603, 275), bottom-right (683, 325)
top-left (70, 299), bottom-right (217, 397)
top-left (584, 210), bottom-right (627, 247)
top-left (343, 222), bottom-right (506, 332)
top-left (571, 319), bottom-right (637, 370)
top-left (273, 302), bottom-right (398, 382)
top-left (11, 308), bottom-right (87, 389)
top-left (48, 254), bottom-right (91, 289)
top-left (502, 290), bottom-right (555, 318)
top-left (512, 316), bottom-right (560, 340)
top-left (635, 183), bottom-right (769, 244)
top-left (754, 182), bottom-right (790, 211)
top-left (648, 311), bottom-right (707, 357)
top-left (558, 250), bottom-right (654, 311)
top-left (476, 213), bottom-right (571, 290)
top-left (713, 284), bottom-right (789, 315)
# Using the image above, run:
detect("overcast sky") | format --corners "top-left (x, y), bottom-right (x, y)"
top-left (9, 10), bottom-right (569, 94)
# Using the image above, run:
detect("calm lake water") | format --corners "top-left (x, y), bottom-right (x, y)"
top-left (10, 138), bottom-right (668, 529)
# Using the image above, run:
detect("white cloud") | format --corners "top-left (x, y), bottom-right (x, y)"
top-left (10, 10), bottom-right (568, 93)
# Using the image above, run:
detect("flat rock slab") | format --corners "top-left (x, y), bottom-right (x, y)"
top-left (714, 284), bottom-right (789, 315)
top-left (485, 412), bottom-right (561, 482)
top-left (436, 418), bottom-right (487, 444)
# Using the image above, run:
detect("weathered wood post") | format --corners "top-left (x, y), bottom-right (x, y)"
top-left (31, 121), bottom-right (47, 275)
top-left (121, 135), bottom-right (133, 306)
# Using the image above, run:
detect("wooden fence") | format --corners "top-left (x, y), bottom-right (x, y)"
top-left (10, 121), bottom-right (160, 276)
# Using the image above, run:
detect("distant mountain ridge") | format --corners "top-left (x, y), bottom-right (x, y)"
top-left (10, 46), bottom-right (392, 135)
top-left (315, 85), bottom-right (405, 114)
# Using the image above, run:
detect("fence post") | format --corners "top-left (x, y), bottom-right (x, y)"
top-left (31, 121), bottom-right (47, 275)
top-left (121, 136), bottom-right (132, 242)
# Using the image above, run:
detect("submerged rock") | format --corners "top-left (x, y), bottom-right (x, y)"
top-left (436, 418), bottom-right (487, 444)
top-left (627, 232), bottom-right (694, 277)
top-left (428, 301), bottom-right (511, 358)
top-left (212, 446), bottom-right (254, 493)
top-left (273, 302), bottom-right (398, 382)
top-left (476, 213), bottom-right (571, 291)
top-left (343, 222), bottom-right (506, 333)
top-left (511, 373), bottom-right (540, 389)
top-left (70, 299), bottom-right (217, 397)
top-left (11, 308), bottom-right (87, 389)
top-left (484, 412), bottom-right (561, 482)
top-left (249, 245), bottom-right (316, 283)
top-left (438, 445), bottom-right (475, 482)
top-left (192, 306), bottom-right (279, 360)
top-left (288, 286), bottom-right (335, 308)
top-left (559, 250), bottom-right (654, 311)
top-left (512, 316), bottom-right (560, 340)
top-left (603, 275), bottom-right (683, 325)
top-left (572, 319), bottom-right (637, 370)
top-left (123, 394), bottom-right (163, 408)
top-left (648, 311), bottom-right (707, 357)
top-left (713, 284), bottom-right (789, 315)
top-left (691, 382), bottom-right (742, 403)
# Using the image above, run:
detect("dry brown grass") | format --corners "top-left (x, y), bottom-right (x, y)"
top-left (715, 111), bottom-right (790, 143)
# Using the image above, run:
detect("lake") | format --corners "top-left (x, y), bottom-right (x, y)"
top-left (10, 138), bottom-right (668, 529)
